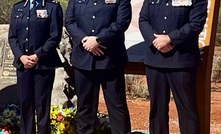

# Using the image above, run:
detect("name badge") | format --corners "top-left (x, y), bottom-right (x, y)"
top-left (36, 9), bottom-right (48, 18)
top-left (172, 0), bottom-right (192, 6)
top-left (105, 0), bottom-right (116, 4)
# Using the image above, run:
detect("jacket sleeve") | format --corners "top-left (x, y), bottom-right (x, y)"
top-left (139, 0), bottom-right (156, 47)
top-left (35, 3), bottom-right (63, 59)
top-left (96, 0), bottom-right (132, 46)
top-left (8, 5), bottom-right (24, 67)
top-left (168, 0), bottom-right (207, 46)
top-left (65, 0), bottom-right (87, 46)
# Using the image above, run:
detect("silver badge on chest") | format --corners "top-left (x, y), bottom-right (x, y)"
top-left (172, 0), bottom-right (192, 6)
top-left (105, 0), bottom-right (116, 4)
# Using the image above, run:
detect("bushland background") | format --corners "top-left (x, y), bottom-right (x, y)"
top-left (0, 0), bottom-right (221, 133)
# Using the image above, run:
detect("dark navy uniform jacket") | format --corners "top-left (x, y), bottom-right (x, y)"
top-left (139, 0), bottom-right (207, 68)
top-left (8, 0), bottom-right (63, 70)
top-left (65, 0), bottom-right (132, 70)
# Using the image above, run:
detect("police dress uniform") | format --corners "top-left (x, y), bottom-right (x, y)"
top-left (139, 0), bottom-right (207, 133)
top-left (8, 0), bottom-right (63, 133)
top-left (65, 0), bottom-right (132, 133)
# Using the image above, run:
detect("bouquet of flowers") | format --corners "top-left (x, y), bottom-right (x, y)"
top-left (50, 104), bottom-right (77, 134)
top-left (0, 104), bottom-right (21, 134)
top-left (50, 104), bottom-right (111, 134)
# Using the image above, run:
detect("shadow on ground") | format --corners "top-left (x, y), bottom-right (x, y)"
top-left (0, 84), bottom-right (19, 110)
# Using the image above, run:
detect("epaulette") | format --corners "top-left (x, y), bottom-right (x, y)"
top-left (48, 0), bottom-right (60, 4)
top-left (13, 0), bottom-right (25, 5)
top-left (52, 0), bottom-right (59, 4)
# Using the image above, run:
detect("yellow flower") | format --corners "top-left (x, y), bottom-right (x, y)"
top-left (61, 120), bottom-right (70, 132)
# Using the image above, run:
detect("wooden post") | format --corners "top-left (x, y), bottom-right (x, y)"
top-left (196, 0), bottom-right (220, 134)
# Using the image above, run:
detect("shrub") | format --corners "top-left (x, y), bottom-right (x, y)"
top-left (125, 74), bottom-right (149, 99)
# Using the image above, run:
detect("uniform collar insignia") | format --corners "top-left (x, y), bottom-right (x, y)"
top-left (18, 8), bottom-right (23, 12)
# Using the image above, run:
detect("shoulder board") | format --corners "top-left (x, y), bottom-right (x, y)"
top-left (48, 0), bottom-right (60, 4)
top-left (14, 0), bottom-right (25, 5)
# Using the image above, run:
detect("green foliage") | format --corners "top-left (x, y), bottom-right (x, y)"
top-left (0, 0), bottom-right (19, 24)
top-left (0, 0), bottom-right (69, 24)
top-left (216, 33), bottom-right (221, 46)
top-left (58, 0), bottom-right (69, 14)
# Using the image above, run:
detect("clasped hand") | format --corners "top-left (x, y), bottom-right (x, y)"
top-left (153, 34), bottom-right (174, 53)
top-left (20, 54), bottom-right (39, 69)
top-left (82, 36), bottom-right (104, 56)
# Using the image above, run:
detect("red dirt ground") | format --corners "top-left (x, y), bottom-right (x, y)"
top-left (98, 84), bottom-right (221, 133)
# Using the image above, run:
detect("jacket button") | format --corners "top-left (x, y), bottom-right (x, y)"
top-left (94, 3), bottom-right (97, 5)
top-left (92, 30), bottom-right (95, 33)
top-left (25, 49), bottom-right (28, 52)
top-left (26, 38), bottom-right (28, 41)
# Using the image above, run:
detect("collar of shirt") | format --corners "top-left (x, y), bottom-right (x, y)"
top-left (30, 0), bottom-right (41, 9)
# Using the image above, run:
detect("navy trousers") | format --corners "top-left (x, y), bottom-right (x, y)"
top-left (146, 66), bottom-right (200, 134)
top-left (17, 69), bottom-right (55, 134)
top-left (74, 67), bottom-right (131, 134)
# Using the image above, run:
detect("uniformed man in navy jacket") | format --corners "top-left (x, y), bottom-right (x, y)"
top-left (65, 0), bottom-right (132, 133)
top-left (139, 0), bottom-right (207, 133)
top-left (8, 0), bottom-right (63, 133)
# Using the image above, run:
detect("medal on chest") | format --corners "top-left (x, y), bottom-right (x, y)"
top-left (105, 0), bottom-right (116, 4)
top-left (36, 9), bottom-right (48, 18)
top-left (172, 0), bottom-right (192, 6)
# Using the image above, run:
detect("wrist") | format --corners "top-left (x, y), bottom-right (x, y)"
top-left (95, 36), bottom-right (101, 44)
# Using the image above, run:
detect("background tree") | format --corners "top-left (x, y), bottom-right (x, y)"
top-left (0, 0), bottom-right (68, 24)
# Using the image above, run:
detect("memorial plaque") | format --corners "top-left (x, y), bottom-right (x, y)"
top-left (2, 43), bottom-right (16, 77)
top-left (0, 40), bottom-right (16, 84)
